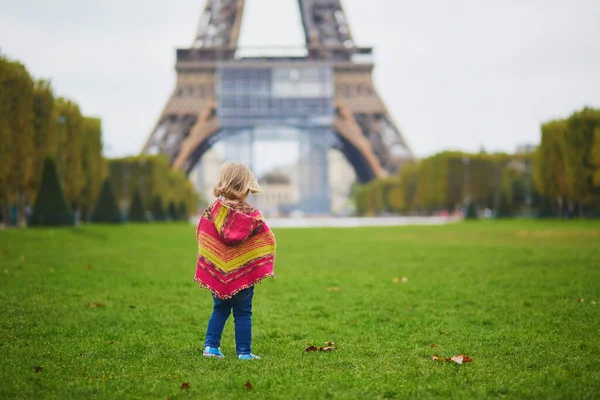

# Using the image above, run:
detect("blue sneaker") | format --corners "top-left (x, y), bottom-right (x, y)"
top-left (203, 346), bottom-right (224, 358)
top-left (238, 353), bottom-right (260, 360)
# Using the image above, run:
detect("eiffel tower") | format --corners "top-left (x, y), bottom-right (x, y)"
top-left (142, 0), bottom-right (414, 213)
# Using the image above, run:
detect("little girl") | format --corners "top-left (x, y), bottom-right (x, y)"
top-left (194, 162), bottom-right (276, 360)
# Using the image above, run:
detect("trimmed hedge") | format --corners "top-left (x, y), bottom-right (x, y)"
top-left (91, 179), bottom-right (123, 223)
top-left (29, 158), bottom-right (74, 226)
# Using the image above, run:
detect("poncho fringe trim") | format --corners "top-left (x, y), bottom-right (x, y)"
top-left (193, 273), bottom-right (275, 299)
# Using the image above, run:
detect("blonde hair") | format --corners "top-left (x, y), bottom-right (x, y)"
top-left (213, 162), bottom-right (260, 200)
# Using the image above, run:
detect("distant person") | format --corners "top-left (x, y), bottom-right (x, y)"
top-left (194, 162), bottom-right (276, 360)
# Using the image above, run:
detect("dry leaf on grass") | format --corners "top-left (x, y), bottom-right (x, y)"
top-left (431, 344), bottom-right (436, 347)
top-left (393, 277), bottom-right (408, 283)
top-left (431, 354), bottom-right (473, 364)
top-left (578, 298), bottom-right (584, 303)
top-left (87, 264), bottom-right (92, 270)
top-left (306, 341), bottom-right (338, 352)
top-left (328, 287), bottom-right (340, 292)
top-left (86, 302), bottom-right (105, 308)
top-left (180, 382), bottom-right (190, 390)
top-left (244, 380), bottom-right (252, 390)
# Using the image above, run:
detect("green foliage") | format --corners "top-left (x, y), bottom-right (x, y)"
top-left (465, 201), bottom-right (478, 219)
top-left (31, 80), bottom-right (57, 195)
top-left (533, 109), bottom-right (600, 216)
top-left (80, 117), bottom-right (106, 221)
top-left (178, 201), bottom-right (188, 221)
top-left (108, 155), bottom-right (199, 217)
top-left (351, 184), bottom-right (369, 216)
top-left (1, 221), bottom-right (600, 398)
top-left (151, 197), bottom-right (166, 221)
top-left (91, 180), bottom-right (123, 223)
top-left (0, 55), bottom-right (107, 226)
top-left (167, 201), bottom-right (179, 221)
top-left (56, 98), bottom-right (85, 207)
top-left (563, 108), bottom-right (600, 208)
top-left (0, 56), bottom-right (35, 225)
top-left (128, 189), bottom-right (147, 222)
top-left (29, 158), bottom-right (73, 226)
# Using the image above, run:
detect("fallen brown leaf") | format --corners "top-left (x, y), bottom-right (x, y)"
top-left (180, 382), bottom-right (190, 390)
top-left (306, 342), bottom-right (338, 352)
top-left (328, 287), bottom-right (340, 292)
top-left (86, 302), bottom-right (105, 308)
top-left (244, 380), bottom-right (252, 390)
top-left (578, 298), bottom-right (584, 303)
top-left (431, 354), bottom-right (473, 364)
top-left (431, 344), bottom-right (436, 347)
top-left (87, 264), bottom-right (92, 270)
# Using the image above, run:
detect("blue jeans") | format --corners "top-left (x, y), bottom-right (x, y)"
top-left (204, 286), bottom-right (254, 355)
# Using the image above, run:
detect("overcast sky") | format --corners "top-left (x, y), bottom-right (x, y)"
top-left (1, 0), bottom-right (599, 160)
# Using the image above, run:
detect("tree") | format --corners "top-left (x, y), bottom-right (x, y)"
top-left (29, 158), bottom-right (73, 226)
top-left (533, 120), bottom-right (569, 215)
top-left (108, 155), bottom-right (199, 215)
top-left (0, 57), bottom-right (35, 226)
top-left (128, 189), bottom-right (147, 222)
top-left (0, 57), bottom-right (15, 224)
top-left (56, 98), bottom-right (85, 210)
top-left (151, 197), bottom-right (166, 221)
top-left (80, 117), bottom-right (105, 221)
top-left (31, 80), bottom-right (57, 194)
top-left (168, 201), bottom-right (179, 221)
top-left (563, 108), bottom-right (600, 215)
top-left (178, 201), bottom-right (188, 221)
top-left (91, 179), bottom-right (122, 223)
top-left (593, 125), bottom-right (600, 188)
top-left (465, 201), bottom-right (478, 220)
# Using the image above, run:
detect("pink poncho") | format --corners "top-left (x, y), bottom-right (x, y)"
top-left (194, 199), bottom-right (276, 299)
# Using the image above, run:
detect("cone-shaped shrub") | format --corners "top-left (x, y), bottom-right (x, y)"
top-left (465, 201), bottom-right (478, 220)
top-left (178, 202), bottom-right (188, 221)
top-left (495, 196), bottom-right (513, 218)
top-left (29, 158), bottom-right (74, 226)
top-left (128, 189), bottom-right (147, 222)
top-left (167, 201), bottom-right (179, 221)
top-left (151, 197), bottom-right (166, 221)
top-left (91, 179), bottom-right (123, 223)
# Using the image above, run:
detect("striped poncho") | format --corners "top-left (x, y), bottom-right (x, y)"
top-left (194, 198), bottom-right (276, 299)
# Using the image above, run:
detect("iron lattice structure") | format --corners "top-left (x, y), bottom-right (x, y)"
top-left (142, 0), bottom-right (414, 212)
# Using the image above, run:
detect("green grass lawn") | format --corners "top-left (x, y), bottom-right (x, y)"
top-left (1, 220), bottom-right (599, 399)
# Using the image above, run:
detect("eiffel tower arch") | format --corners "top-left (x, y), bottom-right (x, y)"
top-left (142, 0), bottom-right (414, 214)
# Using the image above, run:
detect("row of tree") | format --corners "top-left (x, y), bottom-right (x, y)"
top-left (354, 107), bottom-right (600, 218)
top-left (30, 157), bottom-right (193, 225)
top-left (1, 56), bottom-right (105, 225)
top-left (533, 107), bottom-right (600, 217)
top-left (107, 155), bottom-right (199, 217)
top-left (354, 152), bottom-right (538, 216)
top-left (0, 55), bottom-right (201, 226)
